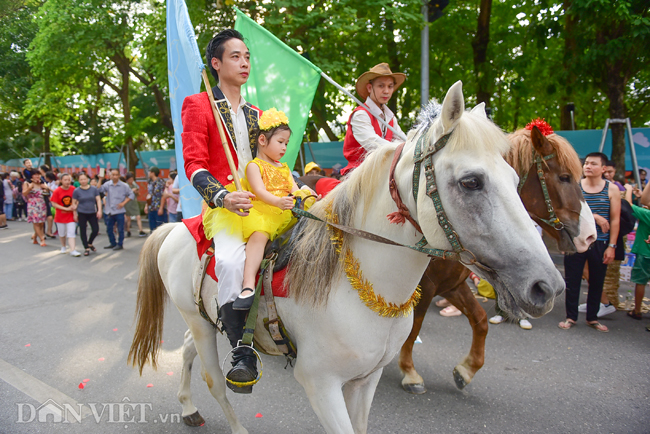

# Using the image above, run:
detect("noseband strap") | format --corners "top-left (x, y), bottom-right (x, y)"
top-left (517, 152), bottom-right (564, 231)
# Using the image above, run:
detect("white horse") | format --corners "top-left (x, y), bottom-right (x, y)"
top-left (129, 81), bottom-right (565, 434)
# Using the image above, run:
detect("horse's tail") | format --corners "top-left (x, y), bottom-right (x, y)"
top-left (128, 223), bottom-right (177, 375)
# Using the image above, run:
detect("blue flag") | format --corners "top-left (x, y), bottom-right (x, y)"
top-left (167, 0), bottom-right (204, 218)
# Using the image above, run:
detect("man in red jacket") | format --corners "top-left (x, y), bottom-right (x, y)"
top-left (181, 29), bottom-right (262, 393)
top-left (341, 63), bottom-right (406, 176)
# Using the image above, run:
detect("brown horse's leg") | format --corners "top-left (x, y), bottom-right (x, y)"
top-left (398, 268), bottom-right (438, 394)
top-left (443, 281), bottom-right (488, 390)
top-left (399, 260), bottom-right (471, 394)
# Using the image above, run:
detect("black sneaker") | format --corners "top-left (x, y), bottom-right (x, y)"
top-left (226, 347), bottom-right (257, 394)
top-left (126, 231), bottom-right (131, 237)
top-left (104, 244), bottom-right (117, 249)
top-left (113, 245), bottom-right (124, 251)
top-left (139, 231), bottom-right (147, 237)
top-left (232, 288), bottom-right (255, 311)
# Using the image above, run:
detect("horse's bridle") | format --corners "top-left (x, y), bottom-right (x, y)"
top-left (390, 130), bottom-right (493, 271)
top-left (517, 152), bottom-right (565, 231)
top-left (292, 128), bottom-right (494, 272)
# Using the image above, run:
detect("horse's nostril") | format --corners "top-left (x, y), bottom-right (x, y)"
top-left (528, 281), bottom-right (551, 307)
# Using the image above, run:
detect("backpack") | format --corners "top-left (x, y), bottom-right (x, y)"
top-left (14, 181), bottom-right (25, 205)
top-left (619, 199), bottom-right (637, 237)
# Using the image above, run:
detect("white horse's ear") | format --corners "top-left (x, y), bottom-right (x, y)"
top-left (441, 81), bottom-right (465, 132)
top-left (471, 102), bottom-right (487, 118)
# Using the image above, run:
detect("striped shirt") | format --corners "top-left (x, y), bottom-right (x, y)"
top-left (582, 180), bottom-right (610, 242)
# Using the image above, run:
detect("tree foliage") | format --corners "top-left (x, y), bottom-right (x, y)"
top-left (0, 0), bottom-right (648, 166)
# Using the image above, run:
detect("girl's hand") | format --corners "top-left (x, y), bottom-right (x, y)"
top-left (276, 196), bottom-right (294, 210)
top-left (96, 211), bottom-right (102, 219)
top-left (157, 208), bottom-right (163, 216)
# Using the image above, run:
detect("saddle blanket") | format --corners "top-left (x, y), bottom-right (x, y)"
top-left (183, 214), bottom-right (289, 297)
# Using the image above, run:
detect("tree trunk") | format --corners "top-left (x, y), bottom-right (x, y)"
top-left (150, 84), bottom-right (174, 131)
top-left (42, 125), bottom-right (51, 167)
top-left (311, 80), bottom-right (338, 141)
top-left (606, 64), bottom-right (626, 183)
top-left (560, 0), bottom-right (577, 130)
top-left (308, 121), bottom-right (318, 142)
top-left (385, 16), bottom-right (401, 115)
top-left (114, 55), bottom-right (139, 174)
top-left (472, 0), bottom-right (492, 106)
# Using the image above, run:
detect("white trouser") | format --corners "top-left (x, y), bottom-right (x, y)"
top-left (56, 222), bottom-right (77, 238)
top-left (213, 229), bottom-right (246, 307)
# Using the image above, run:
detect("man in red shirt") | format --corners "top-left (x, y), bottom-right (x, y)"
top-left (51, 173), bottom-right (80, 257)
top-left (341, 63), bottom-right (406, 176)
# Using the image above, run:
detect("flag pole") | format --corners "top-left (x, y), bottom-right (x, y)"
top-left (320, 71), bottom-right (408, 141)
top-left (201, 68), bottom-right (243, 192)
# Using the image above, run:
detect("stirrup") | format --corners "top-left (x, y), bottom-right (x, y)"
top-left (221, 342), bottom-right (263, 389)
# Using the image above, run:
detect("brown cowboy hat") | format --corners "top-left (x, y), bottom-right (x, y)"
top-left (355, 63), bottom-right (406, 100)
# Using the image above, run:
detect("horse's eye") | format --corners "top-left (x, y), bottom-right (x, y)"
top-left (559, 174), bottom-right (572, 183)
top-left (460, 177), bottom-right (481, 190)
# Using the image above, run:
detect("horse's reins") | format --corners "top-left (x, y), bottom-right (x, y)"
top-left (517, 152), bottom-right (565, 231)
top-left (293, 130), bottom-right (494, 272)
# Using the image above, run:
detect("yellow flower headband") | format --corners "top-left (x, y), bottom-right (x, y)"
top-left (259, 108), bottom-right (289, 131)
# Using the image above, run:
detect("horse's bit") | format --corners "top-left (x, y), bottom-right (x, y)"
top-left (517, 152), bottom-right (564, 231)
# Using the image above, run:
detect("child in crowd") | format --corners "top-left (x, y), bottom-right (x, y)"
top-left (51, 173), bottom-right (80, 256)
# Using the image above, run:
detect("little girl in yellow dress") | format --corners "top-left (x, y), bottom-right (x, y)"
top-left (203, 108), bottom-right (310, 310)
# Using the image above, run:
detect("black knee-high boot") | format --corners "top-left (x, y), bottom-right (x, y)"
top-left (219, 302), bottom-right (258, 393)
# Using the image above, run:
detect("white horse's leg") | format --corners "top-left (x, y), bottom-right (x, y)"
top-left (179, 312), bottom-right (248, 434)
top-left (158, 225), bottom-right (246, 434)
top-left (177, 329), bottom-right (205, 426)
top-left (293, 361), bottom-right (355, 434)
top-left (343, 369), bottom-right (383, 434)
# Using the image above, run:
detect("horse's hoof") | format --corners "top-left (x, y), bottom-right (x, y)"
top-left (183, 411), bottom-right (205, 427)
top-left (453, 367), bottom-right (468, 389)
top-left (401, 382), bottom-right (426, 395)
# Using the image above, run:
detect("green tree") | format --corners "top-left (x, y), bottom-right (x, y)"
top-left (28, 0), bottom-right (173, 171)
top-left (567, 0), bottom-right (650, 175)
top-left (0, 0), bottom-right (50, 162)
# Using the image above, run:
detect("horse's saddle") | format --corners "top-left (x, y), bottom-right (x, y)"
top-left (185, 214), bottom-right (304, 359)
top-left (264, 217), bottom-right (306, 273)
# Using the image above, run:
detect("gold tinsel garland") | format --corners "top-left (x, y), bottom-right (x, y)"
top-left (325, 204), bottom-right (421, 318)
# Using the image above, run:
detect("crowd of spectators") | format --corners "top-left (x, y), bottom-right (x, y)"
top-left (0, 159), bottom-right (180, 257)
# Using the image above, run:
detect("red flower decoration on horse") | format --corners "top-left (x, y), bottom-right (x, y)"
top-left (525, 118), bottom-right (554, 136)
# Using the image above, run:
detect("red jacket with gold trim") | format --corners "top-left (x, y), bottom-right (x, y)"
top-left (181, 87), bottom-right (262, 208)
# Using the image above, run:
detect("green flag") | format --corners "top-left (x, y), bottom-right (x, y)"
top-left (234, 8), bottom-right (322, 170)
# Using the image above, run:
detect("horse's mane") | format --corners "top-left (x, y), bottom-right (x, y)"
top-left (416, 101), bottom-right (511, 157)
top-left (286, 143), bottom-right (397, 308)
top-left (506, 129), bottom-right (582, 182)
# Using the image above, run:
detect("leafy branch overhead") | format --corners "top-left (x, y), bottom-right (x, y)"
top-left (0, 0), bottom-right (648, 168)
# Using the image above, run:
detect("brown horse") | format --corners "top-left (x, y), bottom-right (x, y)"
top-left (399, 125), bottom-right (597, 394)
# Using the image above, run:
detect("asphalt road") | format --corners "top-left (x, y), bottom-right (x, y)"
top-left (1, 221), bottom-right (649, 434)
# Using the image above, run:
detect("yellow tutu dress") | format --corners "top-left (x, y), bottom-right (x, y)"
top-left (203, 158), bottom-right (312, 242)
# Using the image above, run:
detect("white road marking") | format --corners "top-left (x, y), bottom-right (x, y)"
top-left (0, 357), bottom-right (92, 422)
